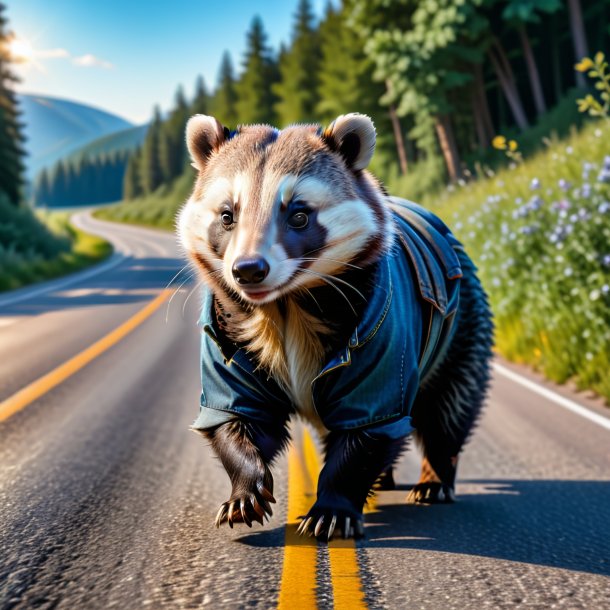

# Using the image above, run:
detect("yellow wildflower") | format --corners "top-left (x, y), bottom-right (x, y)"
top-left (508, 140), bottom-right (518, 152)
top-left (594, 51), bottom-right (605, 64)
top-left (492, 135), bottom-right (507, 150)
top-left (575, 57), bottom-right (594, 72)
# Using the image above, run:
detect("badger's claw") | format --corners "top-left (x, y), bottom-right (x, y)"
top-left (297, 509), bottom-right (364, 541)
top-left (406, 482), bottom-right (455, 505)
top-left (215, 489), bottom-right (274, 529)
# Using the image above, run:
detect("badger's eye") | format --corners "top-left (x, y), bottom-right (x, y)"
top-left (288, 211), bottom-right (309, 229)
top-left (221, 211), bottom-right (234, 227)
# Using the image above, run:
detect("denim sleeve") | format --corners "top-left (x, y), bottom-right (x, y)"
top-left (193, 332), bottom-right (291, 431)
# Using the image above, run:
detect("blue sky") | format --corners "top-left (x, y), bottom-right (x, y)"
top-left (6, 0), bottom-right (328, 124)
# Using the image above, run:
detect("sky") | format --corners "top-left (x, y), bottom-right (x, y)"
top-left (5, 0), bottom-right (328, 125)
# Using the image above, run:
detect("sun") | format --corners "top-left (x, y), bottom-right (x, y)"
top-left (7, 37), bottom-right (34, 63)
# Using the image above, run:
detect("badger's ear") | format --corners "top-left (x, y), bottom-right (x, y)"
top-left (186, 114), bottom-right (227, 170)
top-left (322, 113), bottom-right (376, 171)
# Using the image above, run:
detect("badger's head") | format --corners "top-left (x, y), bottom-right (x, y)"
top-left (178, 113), bottom-right (393, 305)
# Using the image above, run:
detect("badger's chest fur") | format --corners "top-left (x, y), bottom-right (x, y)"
top-left (179, 113), bottom-right (493, 540)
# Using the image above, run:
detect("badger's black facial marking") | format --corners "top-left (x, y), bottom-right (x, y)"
top-left (207, 210), bottom-right (234, 257)
top-left (279, 204), bottom-right (327, 266)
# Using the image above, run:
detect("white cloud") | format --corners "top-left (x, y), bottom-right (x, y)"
top-left (72, 54), bottom-right (114, 69)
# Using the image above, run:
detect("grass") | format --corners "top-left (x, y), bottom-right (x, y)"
top-left (0, 201), bottom-right (113, 292)
top-left (425, 120), bottom-right (610, 403)
top-left (94, 170), bottom-right (193, 230)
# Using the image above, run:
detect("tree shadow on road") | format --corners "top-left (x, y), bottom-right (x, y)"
top-left (237, 479), bottom-right (610, 577)
top-left (0, 256), bottom-right (189, 317)
top-left (365, 479), bottom-right (610, 576)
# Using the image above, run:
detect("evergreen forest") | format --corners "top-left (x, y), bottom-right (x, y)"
top-left (117, 0), bottom-right (608, 204)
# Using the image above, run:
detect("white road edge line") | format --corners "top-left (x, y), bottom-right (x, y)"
top-left (0, 253), bottom-right (126, 309)
top-left (0, 211), bottom-right (129, 309)
top-left (493, 362), bottom-right (610, 432)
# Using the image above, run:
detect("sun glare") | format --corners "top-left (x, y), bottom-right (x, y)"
top-left (8, 37), bottom-right (34, 63)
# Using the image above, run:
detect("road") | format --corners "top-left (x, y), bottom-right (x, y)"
top-left (0, 212), bottom-right (609, 610)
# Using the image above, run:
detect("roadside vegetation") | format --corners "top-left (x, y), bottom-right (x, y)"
top-left (429, 119), bottom-right (610, 402)
top-left (0, 195), bottom-right (112, 292)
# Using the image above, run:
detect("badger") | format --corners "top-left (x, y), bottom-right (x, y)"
top-left (178, 113), bottom-right (493, 541)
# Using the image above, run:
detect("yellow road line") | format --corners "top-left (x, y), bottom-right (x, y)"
top-left (278, 426), bottom-right (369, 609)
top-left (328, 538), bottom-right (367, 610)
top-left (277, 427), bottom-right (319, 609)
top-left (0, 289), bottom-right (172, 423)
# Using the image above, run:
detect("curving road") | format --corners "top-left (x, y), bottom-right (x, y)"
top-left (0, 213), bottom-right (609, 609)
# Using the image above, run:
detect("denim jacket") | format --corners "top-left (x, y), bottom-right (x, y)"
top-left (192, 199), bottom-right (462, 439)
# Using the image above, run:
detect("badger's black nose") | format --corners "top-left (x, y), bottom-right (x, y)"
top-left (232, 256), bottom-right (270, 285)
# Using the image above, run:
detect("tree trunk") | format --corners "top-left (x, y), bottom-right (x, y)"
top-left (472, 90), bottom-right (487, 151)
top-left (518, 25), bottom-right (546, 115)
top-left (387, 105), bottom-right (408, 175)
top-left (487, 38), bottom-right (530, 130)
top-left (435, 115), bottom-right (461, 182)
top-left (567, 0), bottom-right (589, 88)
top-left (474, 63), bottom-right (495, 145)
top-left (551, 12), bottom-right (563, 103)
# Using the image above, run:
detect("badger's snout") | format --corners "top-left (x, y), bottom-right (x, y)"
top-left (232, 256), bottom-right (270, 285)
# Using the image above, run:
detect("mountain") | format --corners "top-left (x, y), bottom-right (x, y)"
top-left (18, 93), bottom-right (135, 180)
top-left (65, 124), bottom-right (148, 166)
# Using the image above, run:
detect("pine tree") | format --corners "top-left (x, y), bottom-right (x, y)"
top-left (235, 16), bottom-right (279, 125)
top-left (192, 75), bottom-right (209, 116)
top-left (52, 162), bottom-right (67, 207)
top-left (35, 168), bottom-right (51, 206)
top-left (140, 106), bottom-right (164, 194)
top-left (160, 86), bottom-right (191, 181)
top-left (123, 148), bottom-right (142, 200)
top-left (316, 2), bottom-right (398, 168)
top-left (274, 0), bottom-right (322, 125)
top-left (210, 52), bottom-right (238, 127)
top-left (0, 3), bottom-right (26, 206)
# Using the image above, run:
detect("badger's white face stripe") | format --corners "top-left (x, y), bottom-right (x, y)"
top-left (292, 176), bottom-right (336, 210)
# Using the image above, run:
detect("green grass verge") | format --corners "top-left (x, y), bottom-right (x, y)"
top-left (0, 209), bottom-right (113, 293)
top-left (94, 171), bottom-right (193, 230)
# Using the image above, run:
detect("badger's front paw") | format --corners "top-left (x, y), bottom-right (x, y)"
top-left (215, 486), bottom-right (276, 528)
top-left (406, 482), bottom-right (455, 504)
top-left (215, 463), bottom-right (276, 528)
top-left (297, 505), bottom-right (364, 541)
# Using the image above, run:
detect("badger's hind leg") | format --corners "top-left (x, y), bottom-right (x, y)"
top-left (408, 249), bottom-right (493, 505)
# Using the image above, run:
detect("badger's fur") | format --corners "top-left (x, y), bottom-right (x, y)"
top-left (179, 113), bottom-right (493, 540)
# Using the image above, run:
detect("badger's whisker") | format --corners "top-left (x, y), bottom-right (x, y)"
top-left (305, 269), bottom-right (368, 303)
top-left (164, 264), bottom-right (191, 291)
top-left (301, 287), bottom-right (323, 313)
top-left (182, 279), bottom-right (204, 318)
top-left (297, 257), bottom-right (364, 271)
top-left (165, 272), bottom-right (195, 323)
top-left (300, 269), bottom-right (357, 315)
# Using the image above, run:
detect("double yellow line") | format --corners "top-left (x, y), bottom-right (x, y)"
top-left (278, 427), bottom-right (369, 609)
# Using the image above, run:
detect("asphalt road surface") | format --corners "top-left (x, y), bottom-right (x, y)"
top-left (1, 212), bottom-right (609, 610)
